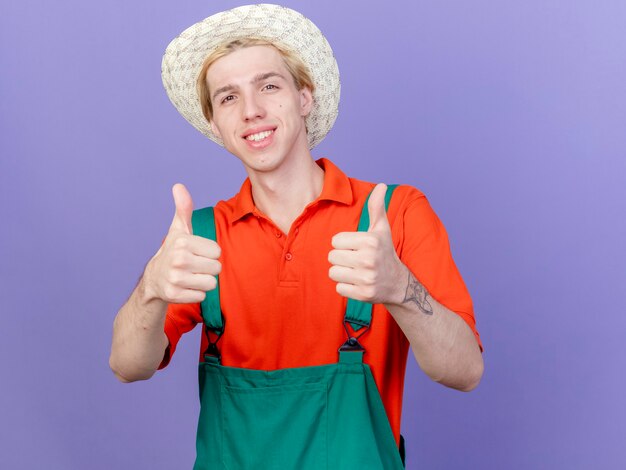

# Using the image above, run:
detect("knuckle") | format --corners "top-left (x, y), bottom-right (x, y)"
top-left (174, 236), bottom-right (189, 250)
top-left (363, 286), bottom-right (376, 300)
top-left (361, 257), bottom-right (375, 270)
top-left (168, 270), bottom-right (181, 285)
top-left (170, 253), bottom-right (187, 269)
top-left (363, 272), bottom-right (376, 286)
top-left (163, 285), bottom-right (179, 300)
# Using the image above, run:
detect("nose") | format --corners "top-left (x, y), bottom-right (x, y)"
top-left (241, 92), bottom-right (265, 121)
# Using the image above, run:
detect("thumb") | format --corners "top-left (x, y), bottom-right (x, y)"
top-left (367, 183), bottom-right (390, 233)
top-left (170, 183), bottom-right (193, 234)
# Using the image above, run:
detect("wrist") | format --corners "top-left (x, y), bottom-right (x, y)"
top-left (385, 261), bottom-right (410, 307)
top-left (137, 260), bottom-right (165, 310)
top-left (131, 277), bottom-right (168, 331)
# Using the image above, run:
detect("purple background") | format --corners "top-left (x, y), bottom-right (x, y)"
top-left (1, 0), bottom-right (625, 468)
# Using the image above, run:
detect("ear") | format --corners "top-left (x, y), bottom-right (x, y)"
top-left (299, 87), bottom-right (313, 117)
top-left (209, 120), bottom-right (222, 140)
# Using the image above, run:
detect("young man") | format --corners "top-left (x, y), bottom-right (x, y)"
top-left (110, 4), bottom-right (483, 468)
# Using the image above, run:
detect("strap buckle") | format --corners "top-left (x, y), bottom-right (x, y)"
top-left (338, 320), bottom-right (369, 352)
top-left (203, 324), bottom-right (223, 362)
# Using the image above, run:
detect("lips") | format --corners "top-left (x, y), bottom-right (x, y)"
top-left (241, 126), bottom-right (277, 149)
top-left (242, 126), bottom-right (276, 141)
top-left (245, 129), bottom-right (274, 142)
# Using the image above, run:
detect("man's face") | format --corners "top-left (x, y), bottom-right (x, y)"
top-left (206, 45), bottom-right (313, 173)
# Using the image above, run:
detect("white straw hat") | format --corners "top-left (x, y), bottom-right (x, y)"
top-left (161, 4), bottom-right (340, 149)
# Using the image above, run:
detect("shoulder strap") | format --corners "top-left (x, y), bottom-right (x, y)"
top-left (345, 184), bottom-right (399, 331)
top-left (191, 207), bottom-right (224, 334)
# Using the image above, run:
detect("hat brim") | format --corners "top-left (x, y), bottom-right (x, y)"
top-left (161, 3), bottom-right (340, 149)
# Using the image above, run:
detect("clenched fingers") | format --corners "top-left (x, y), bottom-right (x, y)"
top-left (163, 287), bottom-right (207, 305)
top-left (335, 282), bottom-right (373, 302)
top-left (329, 264), bottom-right (379, 286)
top-left (170, 234), bottom-right (221, 259)
top-left (170, 253), bottom-right (221, 276)
top-left (168, 272), bottom-right (218, 292)
top-left (331, 232), bottom-right (378, 251)
top-left (328, 248), bottom-right (374, 269)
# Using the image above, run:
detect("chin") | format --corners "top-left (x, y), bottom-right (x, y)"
top-left (238, 152), bottom-right (283, 173)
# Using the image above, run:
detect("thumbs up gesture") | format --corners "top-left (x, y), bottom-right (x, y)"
top-left (144, 184), bottom-right (222, 304)
top-left (328, 183), bottom-right (407, 305)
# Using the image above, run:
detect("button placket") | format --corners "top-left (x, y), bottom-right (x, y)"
top-left (278, 215), bottom-right (308, 283)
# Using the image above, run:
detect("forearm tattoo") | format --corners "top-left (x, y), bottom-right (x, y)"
top-left (402, 272), bottom-right (433, 315)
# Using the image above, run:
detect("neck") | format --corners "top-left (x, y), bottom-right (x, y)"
top-left (248, 155), bottom-right (324, 235)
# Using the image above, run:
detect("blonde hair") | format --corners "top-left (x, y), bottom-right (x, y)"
top-left (196, 38), bottom-right (315, 123)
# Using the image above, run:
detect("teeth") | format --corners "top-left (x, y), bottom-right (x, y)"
top-left (246, 130), bottom-right (273, 142)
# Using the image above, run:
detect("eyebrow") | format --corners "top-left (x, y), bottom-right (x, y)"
top-left (211, 72), bottom-right (287, 101)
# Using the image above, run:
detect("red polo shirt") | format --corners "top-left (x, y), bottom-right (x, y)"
top-left (160, 158), bottom-right (481, 444)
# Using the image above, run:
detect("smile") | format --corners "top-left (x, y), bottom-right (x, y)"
top-left (245, 130), bottom-right (274, 142)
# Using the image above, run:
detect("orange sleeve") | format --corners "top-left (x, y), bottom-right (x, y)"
top-left (158, 302), bottom-right (203, 369)
top-left (393, 186), bottom-right (483, 351)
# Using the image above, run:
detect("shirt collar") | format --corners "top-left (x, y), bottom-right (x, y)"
top-left (229, 158), bottom-right (353, 224)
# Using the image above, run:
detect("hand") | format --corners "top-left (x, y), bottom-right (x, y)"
top-left (328, 183), bottom-right (408, 305)
top-left (144, 184), bottom-right (222, 304)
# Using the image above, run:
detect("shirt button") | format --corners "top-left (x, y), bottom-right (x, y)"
top-left (295, 228), bottom-right (299, 234)
top-left (275, 232), bottom-right (282, 238)
top-left (285, 252), bottom-right (293, 261)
